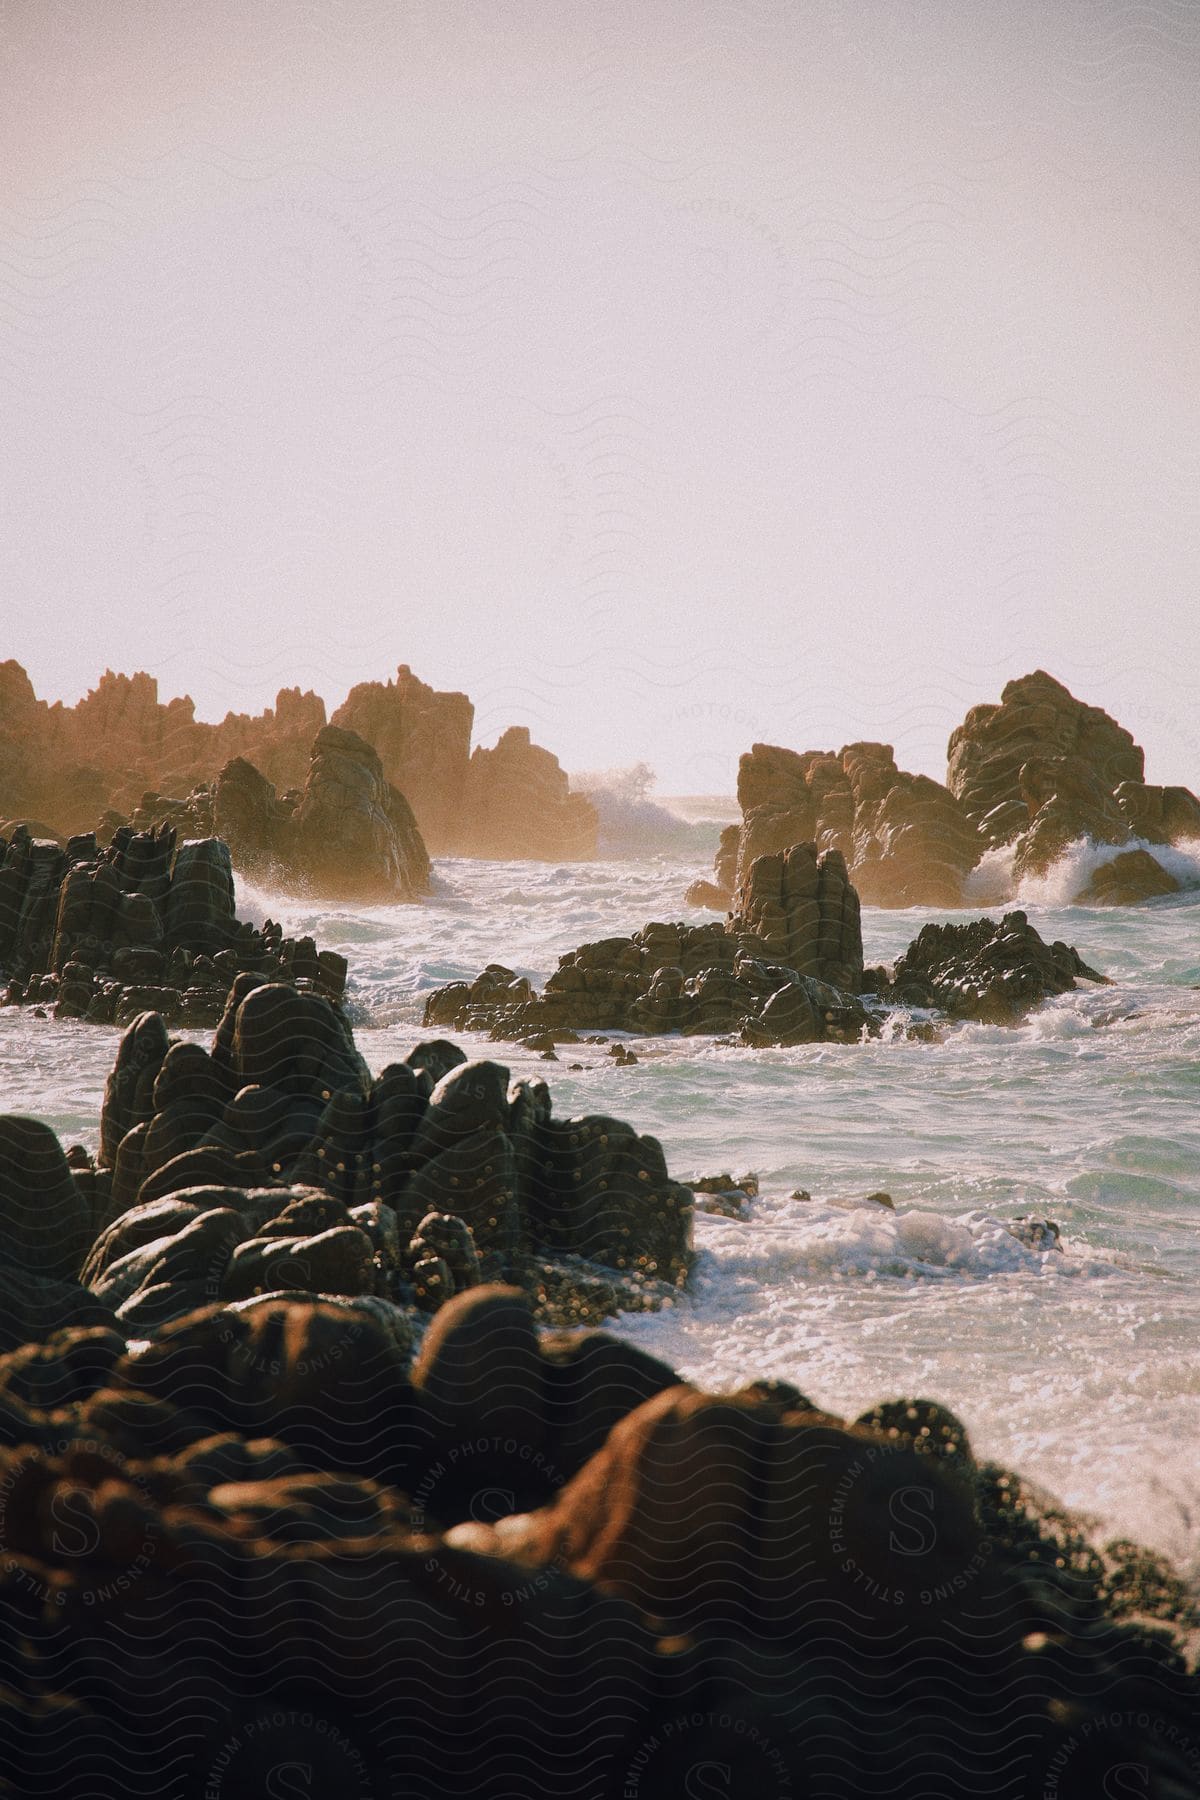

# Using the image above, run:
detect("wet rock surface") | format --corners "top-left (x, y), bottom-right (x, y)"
top-left (0, 823), bottom-right (346, 1027)
top-left (878, 910), bottom-right (1107, 1024)
top-left (0, 1285), bottom-right (1190, 1797)
top-left (8, 985), bottom-right (694, 1336)
top-left (114, 725), bottom-right (431, 903)
top-left (427, 854), bottom-right (1105, 1043)
top-left (949, 669), bottom-right (1200, 885)
top-left (692, 738), bottom-right (981, 910)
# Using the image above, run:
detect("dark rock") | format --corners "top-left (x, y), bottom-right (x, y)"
top-left (885, 910), bottom-right (1105, 1023)
top-left (0, 1116), bottom-right (92, 1280)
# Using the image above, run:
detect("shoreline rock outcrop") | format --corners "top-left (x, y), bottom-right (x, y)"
top-left (0, 1274), bottom-right (1191, 1795)
top-left (112, 725), bottom-right (432, 902)
top-left (688, 671), bottom-right (1200, 911)
top-left (0, 823), bottom-right (346, 1026)
top-left (50, 992), bottom-right (695, 1332)
top-left (426, 852), bottom-right (1103, 1044)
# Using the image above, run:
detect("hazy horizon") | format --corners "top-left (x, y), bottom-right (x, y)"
top-left (4, 1), bottom-right (1198, 794)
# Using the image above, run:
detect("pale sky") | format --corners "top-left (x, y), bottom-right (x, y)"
top-left (2, 1), bottom-right (1198, 794)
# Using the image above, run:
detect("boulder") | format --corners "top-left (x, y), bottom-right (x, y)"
top-left (1077, 848), bottom-right (1181, 906)
top-left (884, 910), bottom-right (1105, 1023)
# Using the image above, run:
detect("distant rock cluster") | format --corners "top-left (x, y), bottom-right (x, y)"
top-left (689, 671), bottom-right (1200, 910)
top-left (0, 823), bottom-right (346, 1027)
top-left (0, 658), bottom-right (597, 865)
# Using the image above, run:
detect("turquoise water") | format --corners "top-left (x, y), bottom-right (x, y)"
top-left (3, 852), bottom-right (1198, 1574)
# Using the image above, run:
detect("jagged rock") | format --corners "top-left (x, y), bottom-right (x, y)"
top-left (120, 728), bottom-right (431, 903)
top-left (690, 675), bottom-right (1200, 912)
top-left (948, 671), bottom-right (1200, 900)
top-left (331, 663), bottom-right (474, 853)
top-left (425, 873), bottom-right (877, 1048)
top-left (729, 841), bottom-right (863, 990)
top-left (0, 823), bottom-right (346, 1028)
top-left (692, 740), bottom-right (981, 910)
top-left (884, 910), bottom-right (1105, 1023)
top-left (81, 995), bottom-right (695, 1326)
top-left (948, 671), bottom-right (1145, 848)
top-left (290, 725), bottom-right (430, 900)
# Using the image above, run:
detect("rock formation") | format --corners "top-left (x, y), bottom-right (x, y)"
top-left (459, 726), bottom-right (598, 860)
top-left (115, 727), bottom-right (431, 903)
top-left (0, 823), bottom-right (346, 1026)
top-left (0, 1279), bottom-right (1191, 1795)
top-left (876, 910), bottom-right (1106, 1024)
top-left (429, 857), bottom-right (1105, 1043)
top-left (947, 670), bottom-right (1200, 883)
top-left (691, 739), bottom-right (981, 911)
top-left (62, 993), bottom-right (694, 1330)
top-left (689, 672), bottom-right (1200, 911)
top-left (330, 663), bottom-right (473, 852)
top-left (1, 658), bottom-right (599, 864)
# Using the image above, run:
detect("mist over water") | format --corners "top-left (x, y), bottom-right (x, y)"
top-left (6, 850), bottom-right (1198, 1573)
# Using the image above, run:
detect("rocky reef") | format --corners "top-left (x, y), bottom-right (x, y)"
top-left (0, 823), bottom-right (346, 1027)
top-left (29, 987), bottom-right (694, 1335)
top-left (117, 725), bottom-right (432, 904)
top-left (0, 659), bottom-right (597, 864)
top-left (688, 671), bottom-right (1200, 911)
top-left (426, 846), bottom-right (1103, 1044)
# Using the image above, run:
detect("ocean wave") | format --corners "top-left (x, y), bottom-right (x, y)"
top-left (962, 833), bottom-right (1200, 909)
top-left (572, 763), bottom-right (732, 858)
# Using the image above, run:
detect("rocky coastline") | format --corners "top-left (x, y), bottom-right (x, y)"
top-left (0, 822), bottom-right (346, 1028)
top-left (688, 671), bottom-right (1200, 912)
top-left (0, 659), bottom-right (598, 864)
top-left (0, 669), bottom-right (1196, 1797)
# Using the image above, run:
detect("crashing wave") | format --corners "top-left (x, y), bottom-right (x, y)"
top-left (571, 762), bottom-right (734, 859)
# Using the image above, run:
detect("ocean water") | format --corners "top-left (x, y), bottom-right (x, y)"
top-left (3, 844), bottom-right (1199, 1579)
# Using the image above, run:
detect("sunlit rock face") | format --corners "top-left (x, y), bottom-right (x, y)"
top-left (0, 659), bottom-right (596, 865)
top-left (688, 673), bottom-right (1200, 912)
top-left (331, 663), bottom-right (473, 854)
top-left (948, 669), bottom-right (1200, 887)
top-left (98, 727), bottom-right (431, 905)
top-left (692, 738), bottom-right (980, 910)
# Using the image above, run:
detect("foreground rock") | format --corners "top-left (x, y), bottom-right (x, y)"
top-left (0, 1280), bottom-right (1191, 1796)
top-left (427, 851), bottom-right (1104, 1044)
top-left (15, 988), bottom-right (693, 1333)
top-left (0, 823), bottom-right (346, 1026)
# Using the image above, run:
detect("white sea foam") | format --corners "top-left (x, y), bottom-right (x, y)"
top-left (572, 764), bottom-right (731, 859)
